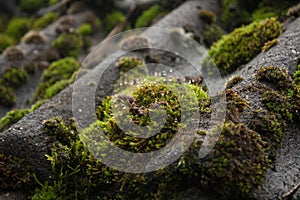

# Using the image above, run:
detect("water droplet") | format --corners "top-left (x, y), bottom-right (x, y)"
top-left (130, 80), bottom-right (134, 85)
top-left (170, 68), bottom-right (173, 73)
top-left (124, 80), bottom-right (128, 85)
top-left (162, 70), bottom-right (167, 77)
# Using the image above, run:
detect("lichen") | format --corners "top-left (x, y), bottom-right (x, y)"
top-left (135, 5), bottom-right (164, 28)
top-left (52, 33), bottom-right (83, 58)
top-left (208, 18), bottom-right (282, 73)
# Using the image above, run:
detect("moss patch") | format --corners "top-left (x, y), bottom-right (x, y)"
top-left (208, 18), bottom-right (282, 74)
top-left (135, 5), bottom-right (164, 28)
top-left (6, 17), bottom-right (33, 40)
top-left (52, 33), bottom-right (83, 58)
top-left (33, 12), bottom-right (59, 29)
top-left (0, 34), bottom-right (15, 53)
top-left (103, 11), bottom-right (126, 32)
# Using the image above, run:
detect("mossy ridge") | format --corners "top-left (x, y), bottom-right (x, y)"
top-left (208, 18), bottom-right (282, 74)
top-left (34, 57), bottom-right (80, 101)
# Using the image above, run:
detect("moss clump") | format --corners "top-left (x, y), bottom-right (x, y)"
top-left (20, 0), bottom-right (48, 13)
top-left (103, 11), bottom-right (126, 32)
top-left (34, 57), bottom-right (79, 100)
top-left (262, 38), bottom-right (279, 52)
top-left (4, 47), bottom-right (24, 62)
top-left (199, 10), bottom-right (216, 24)
top-left (208, 18), bottom-right (282, 73)
top-left (33, 12), bottom-right (59, 29)
top-left (0, 154), bottom-right (31, 191)
top-left (22, 30), bottom-right (47, 44)
top-left (226, 75), bottom-right (244, 89)
top-left (0, 34), bottom-right (15, 53)
top-left (52, 33), bottom-right (83, 58)
top-left (0, 86), bottom-right (16, 108)
top-left (6, 17), bottom-right (33, 40)
top-left (256, 66), bottom-right (293, 91)
top-left (116, 56), bottom-right (145, 74)
top-left (203, 24), bottom-right (224, 48)
top-left (0, 67), bottom-right (28, 88)
top-left (76, 23), bottom-right (94, 36)
top-left (135, 5), bottom-right (163, 28)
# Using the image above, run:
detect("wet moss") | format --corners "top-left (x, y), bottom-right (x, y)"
top-left (135, 5), bottom-right (164, 28)
top-left (6, 17), bottom-right (33, 40)
top-left (208, 18), bottom-right (282, 73)
top-left (0, 34), bottom-right (15, 53)
top-left (34, 57), bottom-right (80, 101)
top-left (262, 38), bottom-right (279, 52)
top-left (52, 33), bottom-right (83, 58)
top-left (33, 12), bottom-right (59, 29)
top-left (199, 9), bottom-right (216, 24)
top-left (103, 11), bottom-right (126, 32)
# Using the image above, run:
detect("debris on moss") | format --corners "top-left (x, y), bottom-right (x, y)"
top-left (262, 38), bottom-right (279, 52)
top-left (34, 57), bottom-right (80, 101)
top-left (0, 34), bottom-right (15, 53)
top-left (103, 11), bottom-right (126, 32)
top-left (33, 12), bottom-right (59, 29)
top-left (6, 17), bottom-right (33, 40)
top-left (199, 9), bottom-right (216, 24)
top-left (52, 33), bottom-right (83, 58)
top-left (22, 30), bottom-right (47, 44)
top-left (135, 5), bottom-right (164, 28)
top-left (208, 18), bottom-right (282, 73)
top-left (226, 75), bottom-right (245, 89)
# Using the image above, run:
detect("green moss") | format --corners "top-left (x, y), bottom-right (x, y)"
top-left (0, 67), bottom-right (29, 88)
top-left (208, 18), bottom-right (282, 73)
top-left (6, 17), bottom-right (33, 40)
top-left (34, 57), bottom-right (80, 100)
top-left (252, 6), bottom-right (277, 21)
top-left (0, 34), bottom-right (15, 53)
top-left (0, 154), bottom-right (31, 191)
top-left (32, 183), bottom-right (57, 200)
top-left (262, 38), bottom-right (279, 52)
top-left (52, 33), bottom-right (83, 58)
top-left (226, 75), bottom-right (244, 89)
top-left (33, 12), bottom-right (59, 29)
top-left (103, 11), bottom-right (126, 32)
top-left (0, 86), bottom-right (16, 108)
top-left (203, 24), bottom-right (224, 48)
top-left (135, 5), bottom-right (163, 28)
top-left (116, 56), bottom-right (145, 74)
top-left (76, 23), bottom-right (94, 36)
top-left (199, 10), bottom-right (216, 24)
top-left (20, 0), bottom-right (48, 13)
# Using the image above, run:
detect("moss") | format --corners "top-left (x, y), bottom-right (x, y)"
top-left (135, 5), bottom-right (163, 28)
top-left (0, 86), bottom-right (16, 108)
top-left (0, 34), bottom-right (15, 53)
top-left (84, 11), bottom-right (101, 29)
top-left (0, 67), bottom-right (29, 88)
top-left (6, 17), bottom-right (33, 40)
top-left (199, 10), bottom-right (216, 24)
top-left (116, 56), bottom-right (145, 74)
top-left (22, 30), bottom-right (47, 44)
top-left (208, 18), bottom-right (282, 73)
top-left (4, 46), bottom-right (24, 62)
top-left (262, 38), bottom-right (279, 52)
top-left (20, 0), bottom-right (48, 13)
top-left (31, 183), bottom-right (57, 200)
top-left (34, 57), bottom-right (80, 100)
top-left (103, 11), bottom-right (126, 32)
top-left (252, 6), bottom-right (277, 21)
top-left (256, 66), bottom-right (293, 91)
top-left (226, 89), bottom-right (249, 122)
top-left (0, 154), bottom-right (31, 191)
top-left (226, 75), bottom-right (244, 89)
top-left (76, 23), bottom-right (94, 36)
top-left (52, 33), bottom-right (83, 58)
top-left (33, 12), bottom-right (59, 29)
top-left (203, 24), bottom-right (224, 48)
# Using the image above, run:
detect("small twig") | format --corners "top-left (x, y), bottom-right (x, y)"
top-left (282, 181), bottom-right (300, 199)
